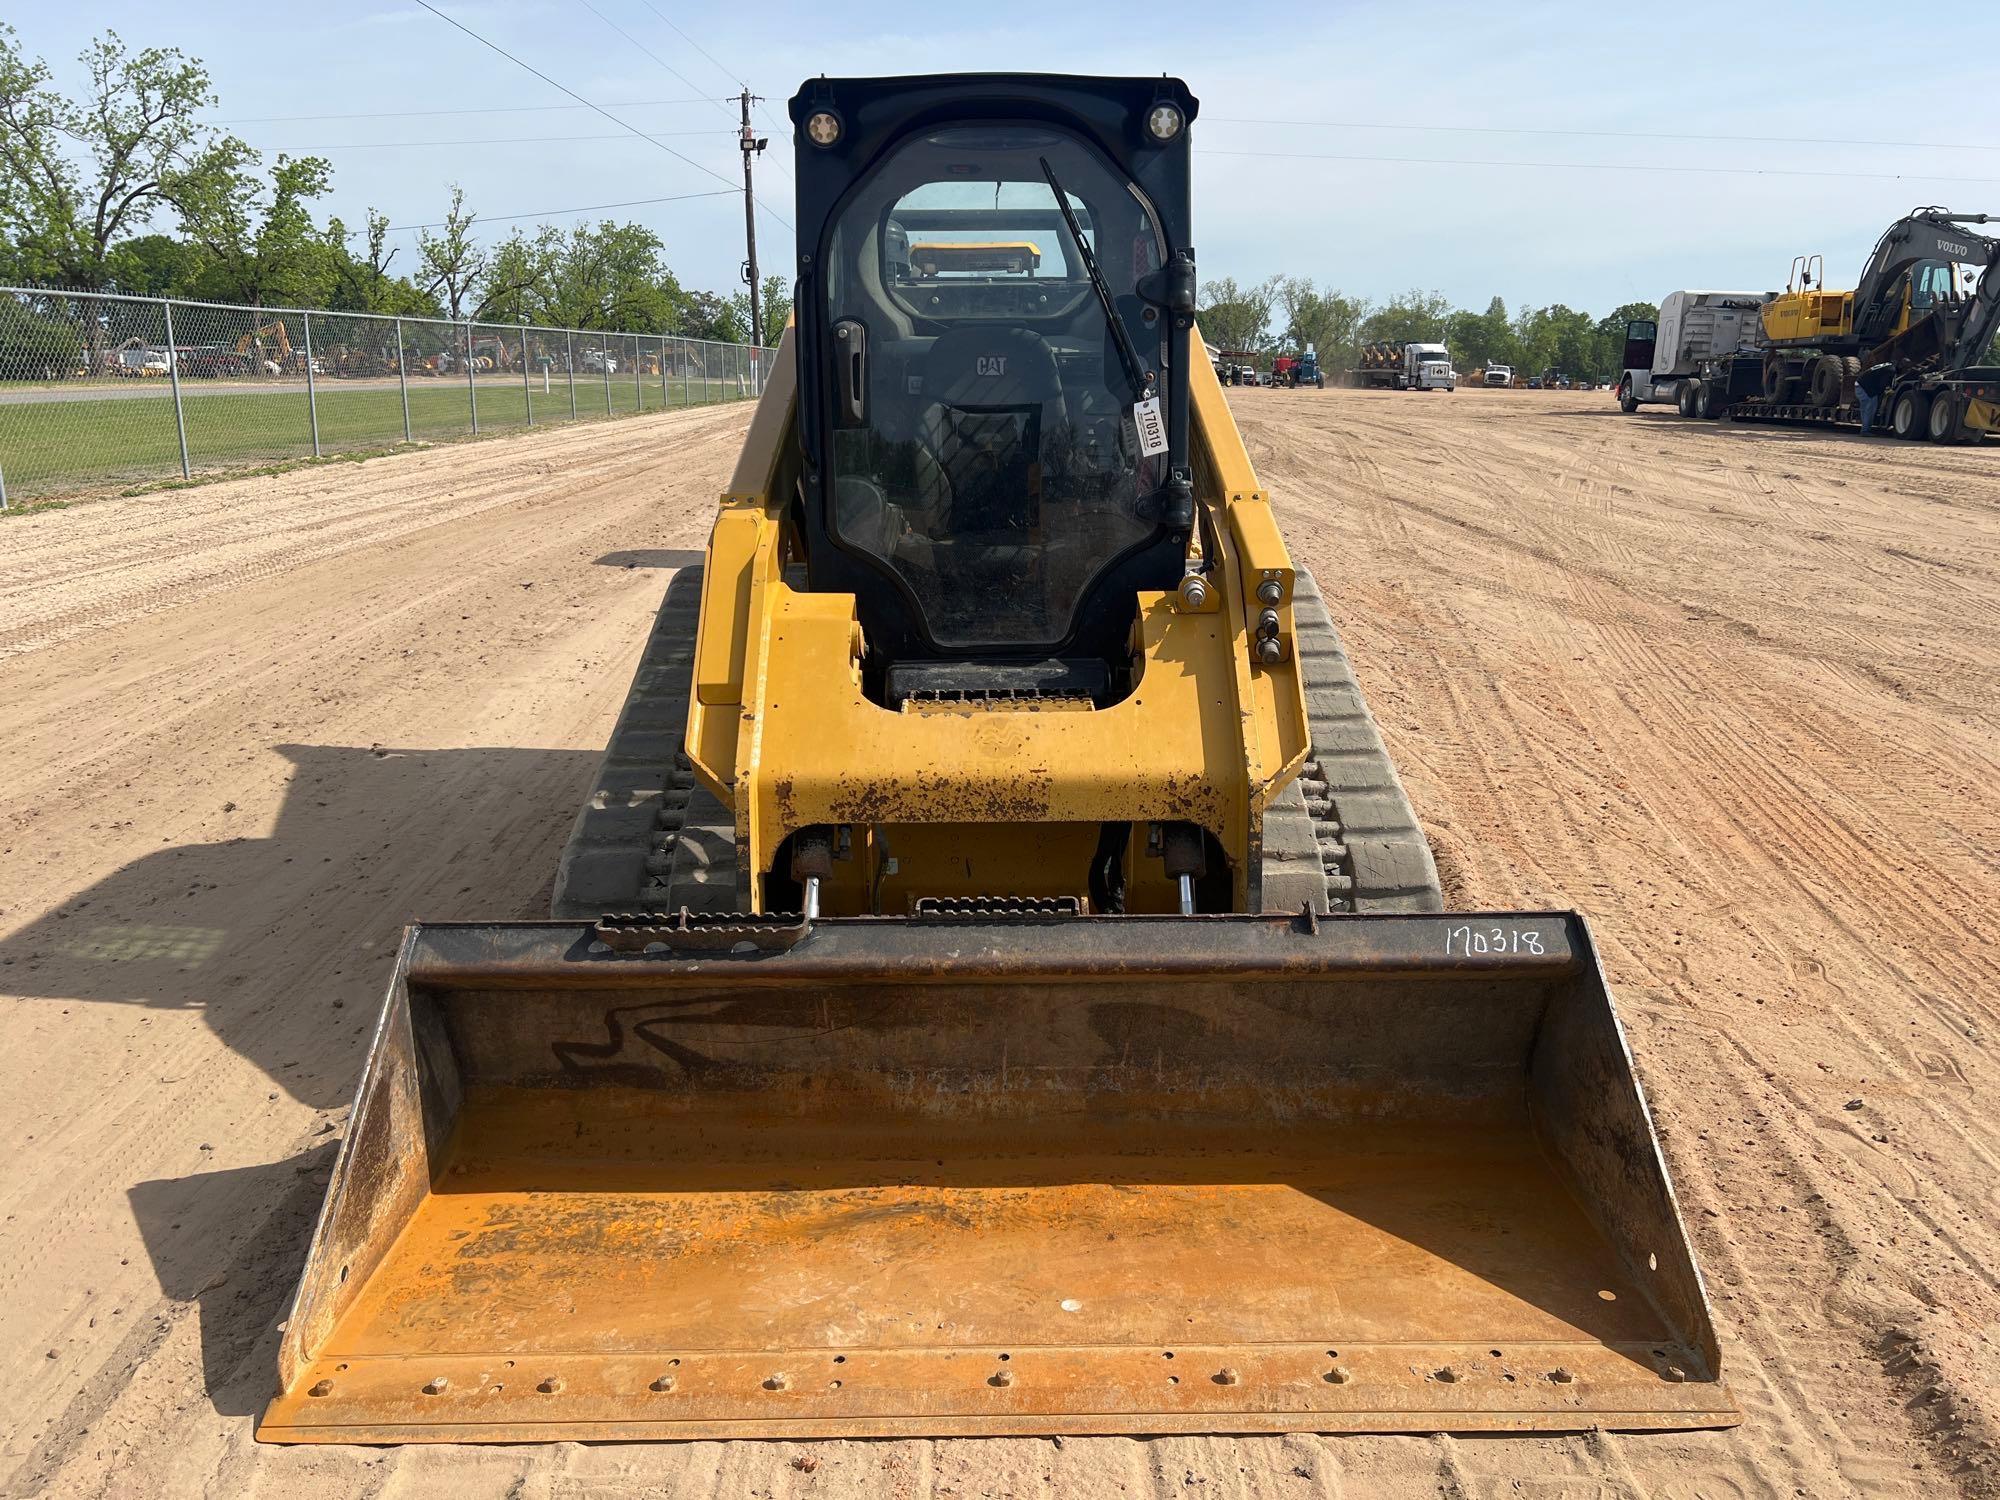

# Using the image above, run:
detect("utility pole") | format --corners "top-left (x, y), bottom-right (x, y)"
top-left (738, 88), bottom-right (768, 347)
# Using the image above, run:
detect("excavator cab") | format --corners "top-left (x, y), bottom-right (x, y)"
top-left (258, 74), bottom-right (1735, 1445)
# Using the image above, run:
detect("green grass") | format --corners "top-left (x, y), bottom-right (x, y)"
top-left (0, 374), bottom-right (752, 502)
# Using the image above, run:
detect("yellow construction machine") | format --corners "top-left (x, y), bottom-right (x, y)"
top-left (909, 239), bottom-right (1045, 276)
top-left (1758, 207), bottom-right (1996, 407)
top-left (259, 73), bottom-right (1734, 1444)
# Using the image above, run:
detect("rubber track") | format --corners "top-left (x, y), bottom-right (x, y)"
top-left (1261, 568), bottom-right (1443, 914)
top-left (550, 566), bottom-right (735, 919)
top-left (554, 564), bottom-right (1441, 917)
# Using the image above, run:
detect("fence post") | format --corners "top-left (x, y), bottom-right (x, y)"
top-left (395, 317), bottom-right (412, 443)
top-left (603, 343), bottom-right (612, 415)
top-left (0, 452), bottom-right (9, 511)
top-left (522, 325), bottom-right (534, 425)
top-left (465, 322), bottom-right (479, 434)
top-left (566, 330), bottom-right (577, 419)
top-left (659, 334), bottom-right (667, 406)
top-left (161, 298), bottom-right (192, 479)
top-left (301, 309), bottom-right (321, 457)
top-left (682, 338), bottom-right (690, 408)
top-left (633, 336), bottom-right (642, 413)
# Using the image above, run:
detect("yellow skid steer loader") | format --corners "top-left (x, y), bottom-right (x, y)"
top-left (259, 73), bottom-right (1735, 1442)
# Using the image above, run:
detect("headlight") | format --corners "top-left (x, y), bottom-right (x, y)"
top-left (805, 110), bottom-right (842, 147)
top-left (1146, 103), bottom-right (1184, 141)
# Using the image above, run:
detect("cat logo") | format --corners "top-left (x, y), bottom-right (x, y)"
top-left (975, 355), bottom-right (1009, 377)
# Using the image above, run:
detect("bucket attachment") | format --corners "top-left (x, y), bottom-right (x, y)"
top-left (260, 911), bottom-right (1735, 1441)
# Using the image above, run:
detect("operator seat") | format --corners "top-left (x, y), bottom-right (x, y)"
top-left (915, 325), bottom-right (1069, 533)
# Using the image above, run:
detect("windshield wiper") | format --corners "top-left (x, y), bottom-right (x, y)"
top-left (1039, 157), bottom-right (1151, 401)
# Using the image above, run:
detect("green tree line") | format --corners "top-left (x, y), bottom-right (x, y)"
top-left (1201, 275), bottom-right (1657, 384)
top-left (0, 24), bottom-right (783, 342)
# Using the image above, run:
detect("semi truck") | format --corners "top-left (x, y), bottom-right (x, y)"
top-left (1616, 291), bottom-right (1770, 417)
top-left (1353, 340), bottom-right (1456, 391)
top-left (1620, 251), bottom-right (1998, 442)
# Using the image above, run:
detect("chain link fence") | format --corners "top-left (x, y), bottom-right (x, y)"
top-left (0, 286), bottom-right (778, 508)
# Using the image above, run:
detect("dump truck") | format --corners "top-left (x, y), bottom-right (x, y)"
top-left (260, 71), bottom-right (1734, 1445)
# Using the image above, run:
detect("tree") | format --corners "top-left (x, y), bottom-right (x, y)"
top-left (1360, 289), bottom-right (1453, 347)
top-left (1197, 274), bottom-right (1279, 353)
top-left (474, 227), bottom-right (553, 323)
top-left (1272, 277), bottom-right (1370, 372)
top-left (732, 273), bottom-right (790, 343)
top-left (530, 221), bottom-right (683, 330)
top-left (1447, 295), bottom-right (1517, 373)
top-left (0, 25), bottom-right (244, 289)
top-left (174, 149), bottom-right (334, 306)
top-left (105, 231), bottom-right (208, 296)
top-left (416, 185), bottom-right (487, 320)
top-left (677, 288), bottom-right (743, 343)
top-left (325, 208), bottom-right (433, 316)
top-left (1594, 300), bottom-right (1658, 380)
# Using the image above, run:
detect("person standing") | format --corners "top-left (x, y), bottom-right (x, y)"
top-left (1856, 362), bottom-right (1895, 435)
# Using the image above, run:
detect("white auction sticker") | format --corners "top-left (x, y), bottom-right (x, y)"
top-left (1132, 395), bottom-right (1168, 457)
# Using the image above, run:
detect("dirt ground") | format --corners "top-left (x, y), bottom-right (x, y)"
top-left (2, 388), bottom-right (1995, 1498)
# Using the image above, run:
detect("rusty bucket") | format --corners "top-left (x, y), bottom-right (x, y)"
top-left (259, 910), bottom-right (1735, 1441)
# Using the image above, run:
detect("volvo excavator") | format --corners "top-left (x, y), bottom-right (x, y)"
top-left (259, 74), bottom-right (1734, 1443)
top-left (1760, 207), bottom-right (1997, 408)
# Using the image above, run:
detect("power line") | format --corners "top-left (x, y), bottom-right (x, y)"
top-left (567, 1), bottom-right (792, 232)
top-left (214, 99), bottom-right (712, 125)
top-left (377, 187), bottom-right (737, 234)
top-left (269, 130), bottom-right (734, 150)
top-left (1204, 116), bottom-right (2000, 156)
top-left (756, 99), bottom-right (794, 181)
top-left (636, 0), bottom-right (742, 89)
top-left (408, 0), bottom-right (739, 192)
top-left (570, 0), bottom-right (726, 111)
top-left (1196, 147), bottom-right (2000, 188)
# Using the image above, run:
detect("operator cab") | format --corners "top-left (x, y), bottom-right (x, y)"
top-left (790, 76), bottom-right (1198, 707)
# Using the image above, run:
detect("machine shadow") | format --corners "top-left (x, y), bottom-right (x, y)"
top-left (128, 1145), bottom-right (338, 1414)
top-left (0, 743), bottom-right (600, 1109)
top-left (594, 548), bottom-right (704, 569)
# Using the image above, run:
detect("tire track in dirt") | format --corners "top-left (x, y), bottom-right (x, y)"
top-left (1238, 386), bottom-right (2000, 1498)
top-left (6, 389), bottom-right (1997, 1499)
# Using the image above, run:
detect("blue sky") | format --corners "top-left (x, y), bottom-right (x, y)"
top-left (14, 2), bottom-right (2000, 316)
